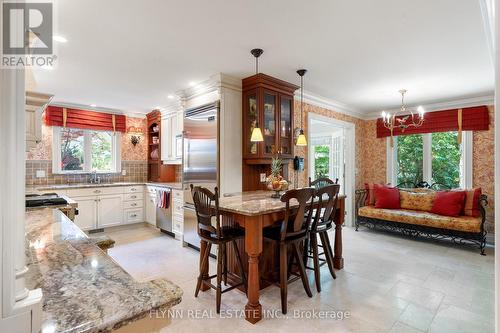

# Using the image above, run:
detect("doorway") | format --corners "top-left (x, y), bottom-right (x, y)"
top-left (308, 113), bottom-right (355, 226)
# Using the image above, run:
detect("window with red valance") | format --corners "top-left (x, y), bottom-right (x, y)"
top-left (45, 105), bottom-right (126, 132)
top-left (376, 105), bottom-right (490, 138)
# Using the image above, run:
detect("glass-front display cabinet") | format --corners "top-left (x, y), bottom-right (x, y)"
top-left (242, 73), bottom-right (298, 160)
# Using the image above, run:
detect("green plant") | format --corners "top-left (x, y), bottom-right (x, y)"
top-left (270, 156), bottom-right (282, 177)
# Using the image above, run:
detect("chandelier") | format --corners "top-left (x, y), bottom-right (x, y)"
top-left (381, 89), bottom-right (425, 147)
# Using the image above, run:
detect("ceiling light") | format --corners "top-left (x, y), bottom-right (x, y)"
top-left (248, 48), bottom-right (264, 143)
top-left (90, 104), bottom-right (97, 108)
top-left (295, 69), bottom-right (307, 146)
top-left (189, 81), bottom-right (196, 87)
top-left (53, 35), bottom-right (67, 43)
top-left (167, 95), bottom-right (175, 99)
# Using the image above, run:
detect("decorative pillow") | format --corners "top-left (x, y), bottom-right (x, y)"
top-left (431, 191), bottom-right (466, 217)
top-left (400, 190), bottom-right (436, 211)
top-left (374, 185), bottom-right (401, 209)
top-left (453, 188), bottom-right (482, 217)
top-left (364, 183), bottom-right (376, 206)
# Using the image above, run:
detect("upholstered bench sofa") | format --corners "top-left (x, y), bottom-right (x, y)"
top-left (355, 185), bottom-right (488, 254)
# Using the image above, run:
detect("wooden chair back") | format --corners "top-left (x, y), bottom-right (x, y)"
top-left (311, 184), bottom-right (340, 232)
top-left (279, 187), bottom-right (316, 241)
top-left (190, 185), bottom-right (221, 239)
top-left (309, 177), bottom-right (338, 189)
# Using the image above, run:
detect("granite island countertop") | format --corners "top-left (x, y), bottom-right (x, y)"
top-left (27, 181), bottom-right (183, 193)
top-left (25, 208), bottom-right (183, 333)
top-left (219, 190), bottom-right (346, 216)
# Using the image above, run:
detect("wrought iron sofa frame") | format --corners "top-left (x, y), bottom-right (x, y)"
top-left (355, 188), bottom-right (489, 255)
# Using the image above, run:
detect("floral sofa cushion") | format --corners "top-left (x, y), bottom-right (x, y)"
top-left (399, 190), bottom-right (436, 211)
top-left (358, 205), bottom-right (482, 233)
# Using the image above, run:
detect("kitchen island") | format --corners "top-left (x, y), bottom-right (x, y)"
top-left (24, 208), bottom-right (182, 333)
top-left (199, 190), bottom-right (346, 324)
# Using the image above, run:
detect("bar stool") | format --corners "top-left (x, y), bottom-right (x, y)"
top-left (263, 187), bottom-right (315, 314)
top-left (304, 184), bottom-right (340, 292)
top-left (191, 185), bottom-right (247, 313)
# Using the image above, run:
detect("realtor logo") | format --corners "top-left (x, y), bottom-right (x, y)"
top-left (2, 1), bottom-right (56, 68)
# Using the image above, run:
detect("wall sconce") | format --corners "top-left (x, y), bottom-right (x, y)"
top-left (127, 126), bottom-right (144, 147)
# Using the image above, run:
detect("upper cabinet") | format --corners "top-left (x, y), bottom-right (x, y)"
top-left (25, 91), bottom-right (53, 151)
top-left (161, 110), bottom-right (183, 164)
top-left (242, 73), bottom-right (298, 160)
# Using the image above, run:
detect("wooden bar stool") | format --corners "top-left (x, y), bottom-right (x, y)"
top-left (304, 184), bottom-right (340, 292)
top-left (191, 185), bottom-right (247, 313)
top-left (263, 187), bottom-right (315, 314)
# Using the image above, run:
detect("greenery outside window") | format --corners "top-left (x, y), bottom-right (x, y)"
top-left (52, 127), bottom-right (121, 174)
top-left (389, 131), bottom-right (472, 189)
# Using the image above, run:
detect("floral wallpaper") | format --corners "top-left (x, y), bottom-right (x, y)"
top-left (473, 105), bottom-right (495, 233)
top-left (26, 116), bottom-right (148, 161)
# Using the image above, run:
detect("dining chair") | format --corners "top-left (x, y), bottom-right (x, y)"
top-left (263, 187), bottom-right (315, 314)
top-left (308, 177), bottom-right (338, 189)
top-left (191, 185), bottom-right (247, 313)
top-left (304, 184), bottom-right (340, 292)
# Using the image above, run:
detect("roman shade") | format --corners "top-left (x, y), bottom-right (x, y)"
top-left (45, 105), bottom-right (126, 132)
top-left (376, 105), bottom-right (489, 138)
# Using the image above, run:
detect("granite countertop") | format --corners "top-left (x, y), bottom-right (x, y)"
top-left (27, 181), bottom-right (183, 192)
top-left (219, 190), bottom-right (346, 216)
top-left (25, 208), bottom-right (183, 333)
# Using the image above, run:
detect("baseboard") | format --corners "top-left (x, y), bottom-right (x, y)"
top-left (486, 233), bottom-right (495, 245)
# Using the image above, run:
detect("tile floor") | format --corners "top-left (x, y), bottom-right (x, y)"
top-left (106, 224), bottom-right (494, 333)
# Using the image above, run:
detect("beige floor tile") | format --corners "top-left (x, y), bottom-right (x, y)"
top-left (398, 303), bottom-right (435, 332)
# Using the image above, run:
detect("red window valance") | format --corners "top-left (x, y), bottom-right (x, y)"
top-left (45, 105), bottom-right (126, 132)
top-left (376, 105), bottom-right (490, 138)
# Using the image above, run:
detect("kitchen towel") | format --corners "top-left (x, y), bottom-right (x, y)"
top-left (156, 189), bottom-right (171, 209)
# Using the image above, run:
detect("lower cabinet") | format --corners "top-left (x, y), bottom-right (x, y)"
top-left (98, 194), bottom-right (124, 228)
top-left (74, 196), bottom-right (98, 230)
top-left (145, 192), bottom-right (157, 226)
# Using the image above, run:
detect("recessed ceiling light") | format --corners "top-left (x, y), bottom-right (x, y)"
top-left (167, 95), bottom-right (175, 99)
top-left (189, 81), bottom-right (196, 87)
top-left (155, 106), bottom-right (162, 110)
top-left (53, 35), bottom-right (68, 43)
top-left (90, 104), bottom-right (97, 108)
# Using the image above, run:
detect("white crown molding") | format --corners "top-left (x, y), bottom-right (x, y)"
top-left (176, 73), bottom-right (242, 102)
top-left (364, 94), bottom-right (495, 120)
top-left (294, 90), bottom-right (365, 120)
top-left (49, 101), bottom-right (147, 119)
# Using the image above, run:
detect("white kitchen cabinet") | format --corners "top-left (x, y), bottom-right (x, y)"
top-left (161, 110), bottom-right (183, 164)
top-left (25, 91), bottom-right (53, 151)
top-left (145, 193), bottom-right (157, 226)
top-left (97, 194), bottom-right (124, 228)
top-left (172, 189), bottom-right (184, 239)
top-left (74, 196), bottom-right (98, 230)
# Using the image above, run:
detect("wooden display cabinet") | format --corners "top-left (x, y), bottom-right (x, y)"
top-left (147, 110), bottom-right (175, 182)
top-left (242, 73), bottom-right (298, 190)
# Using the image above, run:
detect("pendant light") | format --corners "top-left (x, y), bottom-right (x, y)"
top-left (250, 48), bottom-right (264, 142)
top-left (296, 69), bottom-right (307, 146)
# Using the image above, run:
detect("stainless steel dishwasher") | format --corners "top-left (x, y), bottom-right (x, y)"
top-left (156, 188), bottom-right (173, 236)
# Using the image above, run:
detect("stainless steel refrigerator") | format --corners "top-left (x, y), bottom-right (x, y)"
top-left (183, 101), bottom-right (219, 250)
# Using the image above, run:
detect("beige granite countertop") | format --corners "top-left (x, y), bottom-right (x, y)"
top-left (27, 181), bottom-right (183, 193)
top-left (24, 208), bottom-right (182, 333)
top-left (219, 190), bottom-right (346, 216)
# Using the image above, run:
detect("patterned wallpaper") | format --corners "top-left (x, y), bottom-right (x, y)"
top-left (26, 116), bottom-right (148, 161)
top-left (286, 101), bottom-right (495, 232)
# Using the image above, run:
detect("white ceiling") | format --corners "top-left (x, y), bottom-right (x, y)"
top-left (33, 0), bottom-right (494, 116)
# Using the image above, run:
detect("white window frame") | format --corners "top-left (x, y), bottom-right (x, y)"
top-left (52, 127), bottom-right (121, 174)
top-left (387, 131), bottom-right (472, 188)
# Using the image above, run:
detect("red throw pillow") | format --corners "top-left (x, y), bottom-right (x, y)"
top-left (431, 191), bottom-right (466, 217)
top-left (374, 185), bottom-right (401, 209)
top-left (453, 188), bottom-right (482, 217)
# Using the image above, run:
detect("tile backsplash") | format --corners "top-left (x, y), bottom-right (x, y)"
top-left (26, 160), bottom-right (148, 186)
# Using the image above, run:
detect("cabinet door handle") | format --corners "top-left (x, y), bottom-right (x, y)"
top-left (131, 214), bottom-right (137, 218)
top-left (131, 188), bottom-right (137, 191)
top-left (94, 190), bottom-right (101, 194)
top-left (131, 203), bottom-right (137, 207)
top-left (131, 195), bottom-right (137, 199)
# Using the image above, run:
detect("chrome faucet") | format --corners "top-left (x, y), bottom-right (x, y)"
top-left (89, 171), bottom-right (101, 184)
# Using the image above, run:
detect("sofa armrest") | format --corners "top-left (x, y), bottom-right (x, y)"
top-left (355, 189), bottom-right (367, 219)
top-left (479, 194), bottom-right (488, 234)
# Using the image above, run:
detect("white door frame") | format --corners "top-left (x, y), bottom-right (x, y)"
top-left (307, 113), bottom-right (356, 227)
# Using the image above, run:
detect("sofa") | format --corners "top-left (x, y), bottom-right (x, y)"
top-left (355, 185), bottom-right (488, 255)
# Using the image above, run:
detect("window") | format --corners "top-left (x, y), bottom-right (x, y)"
top-left (388, 131), bottom-right (472, 189)
top-left (53, 127), bottom-right (121, 173)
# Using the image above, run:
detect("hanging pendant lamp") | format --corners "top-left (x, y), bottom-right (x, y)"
top-left (249, 48), bottom-right (264, 142)
top-left (296, 69), bottom-right (307, 146)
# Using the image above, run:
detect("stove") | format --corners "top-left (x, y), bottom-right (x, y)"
top-left (25, 193), bottom-right (68, 208)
